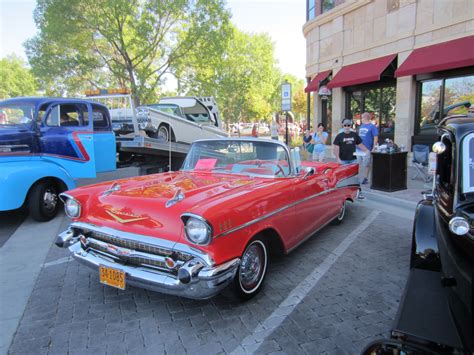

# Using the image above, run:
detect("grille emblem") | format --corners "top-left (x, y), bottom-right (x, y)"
top-left (105, 209), bottom-right (148, 224)
top-left (105, 243), bottom-right (131, 256)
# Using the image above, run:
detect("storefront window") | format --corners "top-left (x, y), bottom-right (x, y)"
top-left (418, 79), bottom-right (442, 135)
top-left (346, 84), bottom-right (396, 140)
top-left (444, 76), bottom-right (474, 115)
top-left (415, 74), bottom-right (473, 140)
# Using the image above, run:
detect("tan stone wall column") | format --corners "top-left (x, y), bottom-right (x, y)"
top-left (330, 87), bottom-right (345, 158)
top-left (312, 93), bottom-right (321, 129)
top-left (394, 76), bottom-right (416, 152)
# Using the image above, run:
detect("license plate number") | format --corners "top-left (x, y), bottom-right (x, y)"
top-left (99, 265), bottom-right (126, 290)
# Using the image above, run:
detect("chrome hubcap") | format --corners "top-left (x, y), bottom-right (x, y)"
top-left (43, 189), bottom-right (58, 211)
top-left (240, 243), bottom-right (264, 291)
top-left (338, 201), bottom-right (346, 220)
top-left (158, 127), bottom-right (169, 141)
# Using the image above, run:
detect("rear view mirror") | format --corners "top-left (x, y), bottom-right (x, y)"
top-left (303, 167), bottom-right (315, 179)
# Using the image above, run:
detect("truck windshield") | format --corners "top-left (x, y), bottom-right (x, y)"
top-left (0, 103), bottom-right (35, 126)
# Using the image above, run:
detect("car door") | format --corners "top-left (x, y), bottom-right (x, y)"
top-left (39, 102), bottom-right (97, 178)
top-left (89, 104), bottom-right (116, 173)
top-left (289, 171), bottom-right (330, 246)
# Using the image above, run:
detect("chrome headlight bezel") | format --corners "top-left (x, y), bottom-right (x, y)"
top-left (60, 194), bottom-right (81, 218)
top-left (449, 216), bottom-right (470, 236)
top-left (181, 214), bottom-right (212, 246)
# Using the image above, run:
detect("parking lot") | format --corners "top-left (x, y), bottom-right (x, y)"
top-left (1, 199), bottom-right (414, 355)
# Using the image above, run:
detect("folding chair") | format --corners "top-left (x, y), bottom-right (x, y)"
top-left (412, 144), bottom-right (432, 182)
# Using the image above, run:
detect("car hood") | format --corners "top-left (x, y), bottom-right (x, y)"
top-left (70, 171), bottom-right (274, 243)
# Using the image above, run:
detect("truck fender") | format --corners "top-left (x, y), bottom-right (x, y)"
top-left (410, 200), bottom-right (441, 271)
top-left (0, 159), bottom-right (76, 211)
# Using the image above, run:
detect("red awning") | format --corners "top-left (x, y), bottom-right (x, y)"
top-left (304, 70), bottom-right (332, 93)
top-left (395, 36), bottom-right (474, 77)
top-left (327, 54), bottom-right (397, 89)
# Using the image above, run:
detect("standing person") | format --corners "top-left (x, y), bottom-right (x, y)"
top-left (357, 112), bottom-right (379, 184)
top-left (312, 123), bottom-right (328, 162)
top-left (333, 119), bottom-right (368, 165)
top-left (251, 123), bottom-right (258, 137)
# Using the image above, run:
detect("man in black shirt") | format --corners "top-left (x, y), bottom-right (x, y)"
top-left (333, 119), bottom-right (369, 164)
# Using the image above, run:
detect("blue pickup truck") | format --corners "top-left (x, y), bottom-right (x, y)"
top-left (0, 97), bottom-right (116, 221)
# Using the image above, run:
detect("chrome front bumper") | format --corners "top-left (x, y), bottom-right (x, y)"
top-left (59, 229), bottom-right (239, 300)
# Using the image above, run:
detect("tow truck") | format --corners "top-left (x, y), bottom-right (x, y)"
top-left (86, 89), bottom-right (227, 169)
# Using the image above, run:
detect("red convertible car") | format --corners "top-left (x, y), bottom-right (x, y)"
top-left (56, 138), bottom-right (360, 299)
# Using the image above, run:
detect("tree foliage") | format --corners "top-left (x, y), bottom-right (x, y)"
top-left (175, 26), bottom-right (282, 123)
top-left (26, 0), bottom-right (231, 105)
top-left (0, 55), bottom-right (38, 99)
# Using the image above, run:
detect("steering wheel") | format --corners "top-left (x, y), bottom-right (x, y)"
top-left (257, 160), bottom-right (285, 176)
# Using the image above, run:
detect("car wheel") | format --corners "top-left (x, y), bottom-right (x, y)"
top-left (332, 200), bottom-right (346, 225)
top-left (157, 125), bottom-right (170, 142)
top-left (234, 237), bottom-right (268, 300)
top-left (27, 181), bottom-right (60, 222)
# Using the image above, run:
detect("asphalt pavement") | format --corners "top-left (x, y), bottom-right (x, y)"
top-left (0, 190), bottom-right (419, 354)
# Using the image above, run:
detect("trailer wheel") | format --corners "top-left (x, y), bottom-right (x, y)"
top-left (27, 180), bottom-right (60, 222)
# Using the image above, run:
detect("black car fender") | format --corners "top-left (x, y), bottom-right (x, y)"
top-left (410, 200), bottom-right (441, 271)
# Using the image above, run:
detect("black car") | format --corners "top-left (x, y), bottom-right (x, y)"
top-left (364, 115), bottom-right (474, 354)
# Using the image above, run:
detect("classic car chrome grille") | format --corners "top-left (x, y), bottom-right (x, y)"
top-left (73, 228), bottom-right (193, 274)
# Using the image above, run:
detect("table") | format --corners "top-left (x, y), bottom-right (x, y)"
top-left (371, 151), bottom-right (407, 192)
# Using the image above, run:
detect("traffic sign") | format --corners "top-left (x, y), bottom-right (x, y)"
top-left (281, 83), bottom-right (292, 111)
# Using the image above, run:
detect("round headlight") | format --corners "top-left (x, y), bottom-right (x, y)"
top-left (185, 217), bottom-right (211, 245)
top-left (65, 198), bottom-right (81, 218)
top-left (449, 217), bottom-right (470, 236)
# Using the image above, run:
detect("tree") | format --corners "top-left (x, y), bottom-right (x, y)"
top-left (174, 26), bottom-right (281, 123)
top-left (26, 0), bottom-right (231, 105)
top-left (0, 55), bottom-right (38, 99)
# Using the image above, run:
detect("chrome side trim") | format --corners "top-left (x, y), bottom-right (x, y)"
top-left (335, 174), bottom-right (360, 188)
top-left (215, 188), bottom-right (335, 238)
top-left (214, 177), bottom-right (358, 239)
top-left (70, 222), bottom-right (215, 266)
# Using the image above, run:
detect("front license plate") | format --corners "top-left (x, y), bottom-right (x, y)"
top-left (99, 265), bottom-right (126, 290)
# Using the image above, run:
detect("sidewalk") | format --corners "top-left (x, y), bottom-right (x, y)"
top-left (302, 147), bottom-right (431, 209)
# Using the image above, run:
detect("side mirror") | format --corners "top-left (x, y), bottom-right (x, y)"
top-left (302, 167), bottom-right (315, 179)
top-left (432, 141), bottom-right (446, 154)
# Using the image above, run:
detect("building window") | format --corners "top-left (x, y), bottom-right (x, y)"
top-left (415, 71), bottom-right (473, 145)
top-left (345, 83), bottom-right (396, 141)
top-left (321, 0), bottom-right (335, 13)
top-left (307, 0), bottom-right (316, 20)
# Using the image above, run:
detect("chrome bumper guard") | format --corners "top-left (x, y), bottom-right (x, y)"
top-left (62, 235), bottom-right (240, 300)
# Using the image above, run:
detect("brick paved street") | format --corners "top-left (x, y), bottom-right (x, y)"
top-left (5, 202), bottom-right (413, 355)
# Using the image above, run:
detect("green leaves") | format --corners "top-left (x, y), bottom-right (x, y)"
top-left (0, 55), bottom-right (38, 99)
top-left (26, 0), bottom-right (231, 105)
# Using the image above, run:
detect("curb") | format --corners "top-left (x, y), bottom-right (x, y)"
top-left (362, 190), bottom-right (419, 209)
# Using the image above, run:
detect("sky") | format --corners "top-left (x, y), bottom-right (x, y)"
top-left (0, 0), bottom-right (307, 80)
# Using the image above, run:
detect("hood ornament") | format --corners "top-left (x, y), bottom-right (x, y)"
top-left (103, 182), bottom-right (121, 196)
top-left (166, 188), bottom-right (185, 208)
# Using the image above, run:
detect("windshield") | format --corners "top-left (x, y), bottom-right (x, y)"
top-left (462, 132), bottom-right (474, 194)
top-left (182, 140), bottom-right (291, 177)
top-left (148, 103), bottom-right (183, 118)
top-left (0, 103), bottom-right (36, 126)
